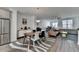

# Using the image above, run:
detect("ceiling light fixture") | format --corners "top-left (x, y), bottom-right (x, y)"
top-left (36, 20), bottom-right (40, 23)
top-left (50, 16), bottom-right (61, 19)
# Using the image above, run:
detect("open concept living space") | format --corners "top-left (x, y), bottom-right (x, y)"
top-left (0, 7), bottom-right (79, 52)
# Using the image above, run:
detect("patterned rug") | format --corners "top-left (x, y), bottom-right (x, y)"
top-left (9, 37), bottom-right (57, 52)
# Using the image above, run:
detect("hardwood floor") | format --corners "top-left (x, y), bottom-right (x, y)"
top-left (0, 37), bottom-right (79, 52)
top-left (49, 38), bottom-right (79, 52)
top-left (0, 44), bottom-right (25, 52)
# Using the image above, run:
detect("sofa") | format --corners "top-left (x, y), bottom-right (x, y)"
top-left (48, 30), bottom-right (60, 37)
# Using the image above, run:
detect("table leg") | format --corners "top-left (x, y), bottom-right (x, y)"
top-left (27, 42), bottom-right (29, 51)
top-left (27, 38), bottom-right (31, 52)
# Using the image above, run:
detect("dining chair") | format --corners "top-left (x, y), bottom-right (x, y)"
top-left (31, 32), bottom-right (40, 46)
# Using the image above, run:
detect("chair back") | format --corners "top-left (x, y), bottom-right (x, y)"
top-left (34, 32), bottom-right (40, 39)
top-left (39, 31), bottom-right (45, 38)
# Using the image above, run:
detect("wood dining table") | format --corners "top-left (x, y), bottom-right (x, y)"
top-left (24, 32), bottom-right (34, 37)
top-left (18, 30), bottom-right (40, 52)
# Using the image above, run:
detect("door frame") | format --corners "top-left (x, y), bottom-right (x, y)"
top-left (0, 18), bottom-right (11, 46)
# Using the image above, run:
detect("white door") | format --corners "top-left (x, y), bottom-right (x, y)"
top-left (0, 19), bottom-right (10, 45)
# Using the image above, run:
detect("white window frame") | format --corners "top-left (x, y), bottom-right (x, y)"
top-left (62, 20), bottom-right (73, 29)
top-left (51, 21), bottom-right (58, 28)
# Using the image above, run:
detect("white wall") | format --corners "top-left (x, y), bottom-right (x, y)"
top-left (78, 30), bottom-right (79, 45)
top-left (0, 9), bottom-right (10, 18)
top-left (74, 16), bottom-right (79, 29)
top-left (27, 16), bottom-right (36, 30)
top-left (17, 13), bottom-right (27, 30)
top-left (17, 13), bottom-right (36, 30)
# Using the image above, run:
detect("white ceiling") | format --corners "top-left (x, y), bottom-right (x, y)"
top-left (4, 7), bottom-right (79, 19)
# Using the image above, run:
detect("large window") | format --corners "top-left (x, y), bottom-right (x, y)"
top-left (51, 22), bottom-right (58, 28)
top-left (62, 20), bottom-right (73, 29)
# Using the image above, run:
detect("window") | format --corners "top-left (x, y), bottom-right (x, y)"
top-left (62, 20), bottom-right (73, 29)
top-left (52, 22), bottom-right (58, 28)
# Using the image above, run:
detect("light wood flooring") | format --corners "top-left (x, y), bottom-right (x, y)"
top-left (49, 38), bottom-right (79, 52)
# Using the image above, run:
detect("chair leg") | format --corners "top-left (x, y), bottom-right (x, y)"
top-left (23, 37), bottom-right (26, 44)
top-left (31, 39), bottom-right (36, 46)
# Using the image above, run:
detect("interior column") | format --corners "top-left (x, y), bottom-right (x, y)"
top-left (10, 9), bottom-right (17, 42)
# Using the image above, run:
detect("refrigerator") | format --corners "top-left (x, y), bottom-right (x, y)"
top-left (0, 18), bottom-right (10, 45)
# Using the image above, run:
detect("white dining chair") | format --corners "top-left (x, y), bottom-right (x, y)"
top-left (31, 32), bottom-right (40, 46)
